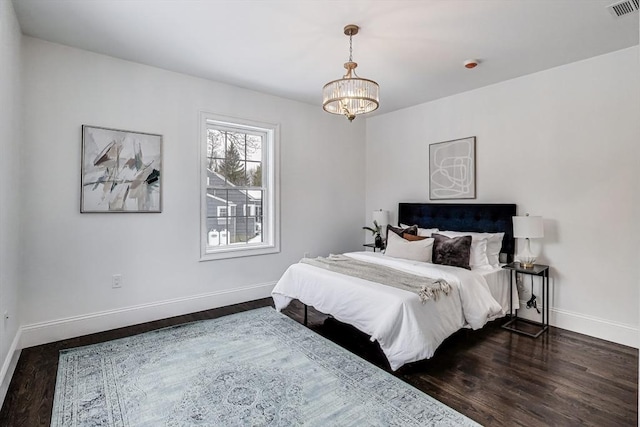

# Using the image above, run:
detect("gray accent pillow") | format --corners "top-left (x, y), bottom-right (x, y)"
top-left (432, 233), bottom-right (472, 270)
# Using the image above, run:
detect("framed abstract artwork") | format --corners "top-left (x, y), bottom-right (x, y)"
top-left (429, 136), bottom-right (476, 200)
top-left (81, 125), bottom-right (162, 213)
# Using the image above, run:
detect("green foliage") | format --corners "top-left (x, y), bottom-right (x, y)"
top-left (216, 143), bottom-right (246, 185)
top-left (362, 220), bottom-right (381, 236)
top-left (250, 164), bottom-right (262, 187)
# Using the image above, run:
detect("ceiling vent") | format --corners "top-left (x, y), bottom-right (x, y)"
top-left (607, 0), bottom-right (639, 17)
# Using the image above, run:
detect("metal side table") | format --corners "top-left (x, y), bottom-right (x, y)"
top-left (502, 262), bottom-right (550, 338)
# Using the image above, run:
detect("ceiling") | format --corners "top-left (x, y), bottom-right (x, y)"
top-left (12, 0), bottom-right (639, 116)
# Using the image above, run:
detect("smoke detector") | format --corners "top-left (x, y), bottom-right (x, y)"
top-left (464, 59), bottom-right (479, 69)
top-left (607, 0), bottom-right (639, 17)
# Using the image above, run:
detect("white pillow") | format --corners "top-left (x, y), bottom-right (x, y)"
top-left (384, 231), bottom-right (434, 262)
top-left (417, 228), bottom-right (439, 237)
top-left (439, 230), bottom-right (504, 267)
top-left (437, 231), bottom-right (489, 268)
top-left (471, 239), bottom-right (489, 269)
top-left (484, 232), bottom-right (504, 267)
top-left (400, 223), bottom-right (439, 237)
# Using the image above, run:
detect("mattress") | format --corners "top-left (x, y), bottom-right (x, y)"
top-left (272, 251), bottom-right (505, 370)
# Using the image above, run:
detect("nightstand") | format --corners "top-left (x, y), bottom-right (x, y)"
top-left (502, 262), bottom-right (550, 338)
top-left (363, 243), bottom-right (384, 252)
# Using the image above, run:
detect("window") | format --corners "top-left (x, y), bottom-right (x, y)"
top-left (200, 113), bottom-right (279, 260)
top-left (216, 205), bottom-right (236, 225)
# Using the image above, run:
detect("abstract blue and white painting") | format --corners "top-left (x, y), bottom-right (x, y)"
top-left (429, 136), bottom-right (476, 200)
top-left (81, 125), bottom-right (162, 212)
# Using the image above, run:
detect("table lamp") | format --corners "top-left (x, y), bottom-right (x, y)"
top-left (372, 209), bottom-right (389, 229)
top-left (512, 213), bottom-right (544, 268)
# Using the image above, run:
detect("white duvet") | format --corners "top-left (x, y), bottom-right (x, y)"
top-left (272, 251), bottom-right (503, 370)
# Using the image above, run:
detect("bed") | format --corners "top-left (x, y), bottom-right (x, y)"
top-left (272, 203), bottom-right (518, 370)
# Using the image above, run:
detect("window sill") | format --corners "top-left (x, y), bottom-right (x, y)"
top-left (199, 244), bottom-right (280, 261)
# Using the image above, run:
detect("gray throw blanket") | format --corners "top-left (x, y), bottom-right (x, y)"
top-left (300, 254), bottom-right (451, 303)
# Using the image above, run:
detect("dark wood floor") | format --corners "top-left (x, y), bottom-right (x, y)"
top-left (1, 298), bottom-right (637, 426)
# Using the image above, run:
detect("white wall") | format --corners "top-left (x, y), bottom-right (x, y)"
top-left (0, 0), bottom-right (23, 402)
top-left (366, 47), bottom-right (640, 347)
top-left (8, 13), bottom-right (637, 371)
top-left (19, 37), bottom-right (365, 346)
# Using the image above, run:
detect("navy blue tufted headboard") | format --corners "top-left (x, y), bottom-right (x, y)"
top-left (398, 203), bottom-right (517, 262)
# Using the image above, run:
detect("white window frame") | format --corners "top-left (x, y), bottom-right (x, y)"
top-left (200, 112), bottom-right (279, 260)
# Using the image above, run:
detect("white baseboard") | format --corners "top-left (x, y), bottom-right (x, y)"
top-left (20, 282), bottom-right (276, 349)
top-left (515, 300), bottom-right (638, 348)
top-left (0, 329), bottom-right (22, 407)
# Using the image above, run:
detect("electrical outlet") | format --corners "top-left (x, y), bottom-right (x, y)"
top-left (303, 252), bottom-right (311, 258)
top-left (112, 274), bottom-right (123, 288)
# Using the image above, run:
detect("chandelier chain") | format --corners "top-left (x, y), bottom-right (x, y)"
top-left (349, 33), bottom-right (353, 62)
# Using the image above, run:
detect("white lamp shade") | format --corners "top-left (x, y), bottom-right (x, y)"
top-left (372, 210), bottom-right (389, 227)
top-left (512, 215), bottom-right (544, 239)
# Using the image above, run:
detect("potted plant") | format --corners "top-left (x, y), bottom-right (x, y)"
top-left (363, 220), bottom-right (383, 248)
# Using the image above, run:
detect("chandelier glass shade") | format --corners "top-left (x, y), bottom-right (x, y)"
top-left (322, 25), bottom-right (379, 122)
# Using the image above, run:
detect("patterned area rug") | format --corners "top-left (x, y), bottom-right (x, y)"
top-left (51, 307), bottom-right (479, 426)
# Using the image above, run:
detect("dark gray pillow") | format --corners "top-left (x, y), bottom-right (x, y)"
top-left (386, 224), bottom-right (418, 238)
top-left (432, 233), bottom-right (472, 270)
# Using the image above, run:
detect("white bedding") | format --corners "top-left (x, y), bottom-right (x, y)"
top-left (479, 266), bottom-right (518, 314)
top-left (272, 251), bottom-right (507, 370)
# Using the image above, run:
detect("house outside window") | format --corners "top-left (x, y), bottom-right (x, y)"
top-left (200, 113), bottom-right (279, 260)
top-left (216, 205), bottom-right (236, 224)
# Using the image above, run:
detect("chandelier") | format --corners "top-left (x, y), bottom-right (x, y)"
top-left (322, 24), bottom-right (379, 122)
